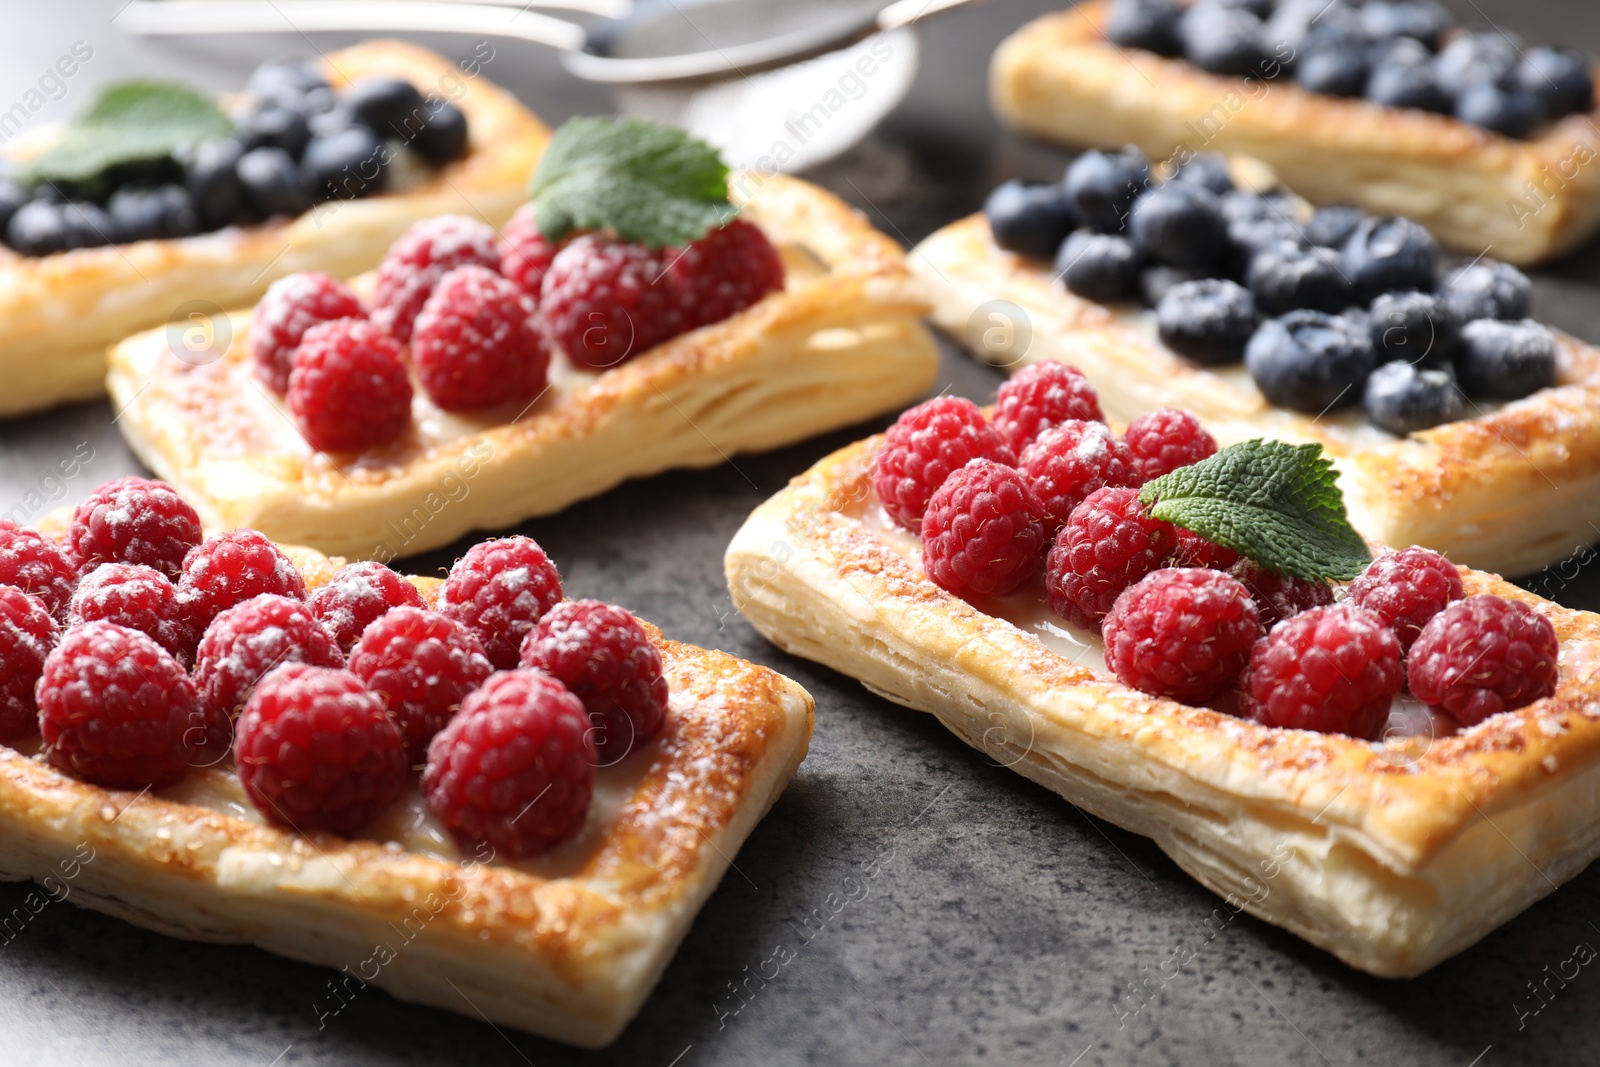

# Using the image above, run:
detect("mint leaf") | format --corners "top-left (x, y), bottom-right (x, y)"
top-left (1139, 439), bottom-right (1371, 581)
top-left (528, 117), bottom-right (735, 249)
top-left (20, 80), bottom-right (232, 185)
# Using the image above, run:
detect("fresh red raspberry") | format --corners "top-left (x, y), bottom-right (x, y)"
top-left (67, 476), bottom-right (203, 580)
top-left (235, 663), bottom-right (407, 835)
top-left (991, 361), bottom-right (1105, 455)
top-left (37, 621), bottom-right (197, 788)
top-left (287, 319), bottom-right (413, 453)
top-left (0, 520), bottom-right (78, 618)
top-left (411, 265), bottom-right (550, 412)
top-left (1123, 409), bottom-right (1217, 483)
top-left (519, 600), bottom-right (668, 762)
top-left (422, 669), bottom-right (596, 858)
top-left (0, 587), bottom-right (57, 739)
top-left (1408, 595), bottom-right (1559, 726)
top-left (1347, 547), bottom-right (1464, 650)
top-left (249, 271), bottom-right (366, 395)
top-left (1019, 420), bottom-right (1139, 528)
top-left (667, 219), bottom-right (785, 329)
top-left (1227, 560), bottom-right (1335, 630)
top-left (371, 214), bottom-right (502, 343)
top-left (1102, 568), bottom-right (1260, 704)
top-left (308, 560), bottom-right (426, 653)
top-left (1240, 605), bottom-right (1403, 738)
top-left (439, 536), bottom-right (564, 669)
top-left (179, 528), bottom-right (307, 633)
top-left (920, 459), bottom-right (1049, 599)
top-left (872, 397), bottom-right (1015, 530)
top-left (539, 234), bottom-right (687, 369)
top-left (350, 607), bottom-right (493, 765)
top-left (499, 203), bottom-right (558, 304)
top-left (1170, 528), bottom-right (1241, 570)
top-left (1045, 486), bottom-right (1177, 630)
top-left (68, 563), bottom-right (197, 667)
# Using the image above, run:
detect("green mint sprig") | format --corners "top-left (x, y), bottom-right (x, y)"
top-left (20, 80), bottom-right (232, 185)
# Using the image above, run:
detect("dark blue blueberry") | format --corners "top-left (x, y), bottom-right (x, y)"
top-left (344, 77), bottom-right (428, 139)
top-left (58, 202), bottom-right (115, 249)
top-left (1368, 290), bottom-right (1460, 364)
top-left (1245, 309), bottom-right (1377, 412)
top-left (1305, 204), bottom-right (1367, 247)
top-left (1064, 148), bottom-right (1150, 233)
top-left (1359, 2), bottom-right (1450, 50)
top-left (1247, 244), bottom-right (1352, 314)
top-left (309, 106), bottom-right (361, 139)
top-left (1369, 36), bottom-right (1434, 70)
top-left (1104, 0), bottom-right (1183, 55)
top-left (1456, 319), bottom-right (1557, 399)
top-left (412, 101), bottom-right (469, 165)
top-left (1296, 43), bottom-right (1370, 97)
top-left (1128, 182), bottom-right (1229, 269)
top-left (1208, 0), bottom-right (1272, 17)
top-left (1454, 82), bottom-right (1547, 138)
top-left (237, 146), bottom-right (311, 218)
top-left (1366, 58), bottom-right (1451, 113)
top-left (1181, 3), bottom-right (1269, 77)
top-left (1055, 230), bottom-right (1143, 303)
top-left (1363, 361), bottom-right (1467, 434)
top-left (983, 180), bottom-right (1077, 260)
top-left (107, 184), bottom-right (198, 242)
top-left (1434, 31), bottom-right (1520, 97)
top-left (1170, 152), bottom-right (1234, 195)
top-left (5, 200), bottom-right (69, 255)
top-left (29, 183), bottom-right (66, 205)
top-left (1139, 263), bottom-right (1210, 306)
top-left (1221, 191), bottom-right (1305, 261)
top-left (301, 127), bottom-right (389, 203)
top-left (1444, 260), bottom-right (1532, 322)
top-left (185, 138), bottom-right (247, 230)
top-left (1514, 47), bottom-right (1595, 118)
top-left (0, 179), bottom-right (27, 235)
top-left (1341, 215), bottom-right (1437, 303)
top-left (237, 103), bottom-right (312, 160)
top-left (1267, 0), bottom-right (1361, 54)
top-left (1157, 278), bottom-right (1258, 364)
top-left (248, 59), bottom-right (330, 98)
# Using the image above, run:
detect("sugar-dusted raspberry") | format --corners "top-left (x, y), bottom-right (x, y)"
top-left (439, 536), bottom-right (564, 669)
top-left (520, 599), bottom-right (668, 761)
top-left (194, 592), bottom-right (343, 731)
top-left (1228, 559), bottom-right (1334, 630)
top-left (1347, 547), bottom-right (1464, 650)
top-left (667, 218), bottom-right (785, 329)
top-left (1170, 528), bottom-right (1241, 570)
top-left (37, 621), bottom-right (197, 788)
top-left (1408, 595), bottom-right (1559, 726)
top-left (179, 528), bottom-right (307, 633)
top-left (68, 564), bottom-right (197, 667)
top-left (67, 476), bottom-right (203, 580)
top-left (991, 361), bottom-right (1105, 455)
top-left (371, 214), bottom-right (502, 343)
top-left (0, 587), bottom-right (57, 739)
top-left (1019, 420), bottom-right (1139, 528)
top-left (235, 663), bottom-right (407, 835)
top-left (350, 607), bottom-right (493, 765)
top-left (499, 202), bottom-right (557, 304)
top-left (539, 234), bottom-right (687, 369)
top-left (1240, 605), bottom-right (1403, 738)
top-left (422, 669), bottom-right (597, 858)
top-left (287, 318), bottom-right (413, 453)
top-left (249, 271), bottom-right (366, 395)
top-left (308, 560), bottom-right (426, 653)
top-left (1103, 568), bottom-right (1260, 704)
top-left (1045, 486), bottom-right (1177, 630)
top-left (0, 520), bottom-right (78, 618)
top-left (872, 397), bottom-right (1015, 530)
top-left (411, 264), bottom-right (550, 412)
top-left (1123, 408), bottom-right (1217, 483)
top-left (920, 459), bottom-right (1049, 599)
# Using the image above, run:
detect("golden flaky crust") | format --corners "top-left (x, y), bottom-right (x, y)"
top-left (911, 212), bottom-right (1600, 577)
top-left (991, 2), bottom-right (1600, 265)
top-left (0, 541), bottom-right (814, 1048)
top-left (106, 174), bottom-right (940, 560)
top-left (0, 40), bottom-right (548, 417)
top-left (725, 435), bottom-right (1600, 978)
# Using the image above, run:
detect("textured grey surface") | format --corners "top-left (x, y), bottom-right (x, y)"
top-left (4, 1), bottom-right (1600, 1064)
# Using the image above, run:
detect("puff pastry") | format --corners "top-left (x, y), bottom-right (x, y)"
top-left (725, 433), bottom-right (1600, 978)
top-left (106, 174), bottom-right (940, 560)
top-left (0, 536), bottom-right (814, 1048)
top-left (0, 40), bottom-right (548, 418)
top-left (990, 1), bottom-right (1600, 265)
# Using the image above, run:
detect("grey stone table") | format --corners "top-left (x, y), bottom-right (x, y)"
top-left (3, 1), bottom-right (1600, 1064)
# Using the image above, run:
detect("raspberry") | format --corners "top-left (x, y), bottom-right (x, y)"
top-left (66, 476), bottom-right (204, 580)
top-left (1123, 409), bottom-right (1217, 483)
top-left (519, 600), bottom-right (668, 761)
top-left (991, 361), bottom-right (1105, 455)
top-left (0, 520), bottom-right (78, 618)
top-left (249, 271), bottom-right (366, 395)
top-left (920, 459), bottom-right (1049, 599)
top-left (1170, 528), bottom-right (1241, 570)
top-left (411, 265), bottom-right (550, 412)
top-left (0, 587), bottom-right (57, 739)
top-left (1228, 560), bottom-right (1335, 630)
top-left (1347, 547), bottom-right (1464, 650)
top-left (37, 621), bottom-right (198, 788)
top-left (350, 607), bottom-right (492, 765)
top-left (1408, 595), bottom-right (1559, 726)
top-left (287, 319), bottom-right (413, 453)
top-left (1045, 486), bottom-right (1177, 630)
top-left (667, 219), bottom-right (785, 329)
top-left (872, 397), bottom-right (1015, 530)
top-left (1240, 605), bottom-right (1403, 739)
top-left (499, 202), bottom-right (558, 303)
top-left (439, 536), bottom-right (564, 669)
top-left (422, 670), bottom-right (596, 859)
top-left (68, 564), bottom-right (197, 667)
top-left (1102, 568), bottom-right (1260, 704)
top-left (371, 214), bottom-right (502, 343)
top-left (235, 663), bottom-right (407, 835)
top-left (1019, 420), bottom-right (1139, 528)
top-left (540, 234), bottom-right (687, 369)
top-left (308, 560), bottom-right (426, 653)
top-left (178, 528), bottom-right (307, 634)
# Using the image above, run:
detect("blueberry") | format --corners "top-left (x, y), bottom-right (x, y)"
top-left (107, 184), bottom-right (198, 242)
top-left (1247, 244), bottom-right (1352, 314)
top-left (1444, 260), bottom-right (1532, 322)
top-left (1055, 230), bottom-right (1143, 303)
top-left (1064, 148), bottom-right (1150, 233)
top-left (1296, 43), bottom-right (1370, 96)
top-left (1222, 192), bottom-right (1305, 260)
top-left (237, 102), bottom-right (312, 160)
top-left (983, 180), bottom-right (1077, 260)
top-left (1456, 319), bottom-right (1557, 399)
top-left (186, 138), bottom-right (247, 230)
top-left (248, 59), bottom-right (330, 99)
top-left (1359, 2), bottom-right (1450, 50)
top-left (1181, 3), bottom-right (1269, 77)
top-left (0, 179), bottom-right (27, 235)
top-left (1139, 263), bottom-right (1210, 306)
top-left (1366, 59), bottom-right (1451, 113)
top-left (5, 200), bottom-right (69, 255)
top-left (1268, 0), bottom-right (1361, 53)
top-left (1128, 182), bottom-right (1229, 269)
top-left (1370, 36), bottom-right (1434, 71)
top-left (237, 146), bottom-right (310, 218)
top-left (1305, 204), bottom-right (1366, 247)
top-left (58, 202), bottom-right (115, 249)
top-left (1368, 290), bottom-right (1460, 364)
top-left (1363, 361), bottom-right (1467, 434)
top-left (1434, 31), bottom-right (1520, 97)
top-left (1157, 278), bottom-right (1258, 364)
top-left (309, 106), bottom-right (361, 139)
top-left (1514, 47), bottom-right (1595, 118)
top-left (1208, 0), bottom-right (1272, 16)
top-left (1245, 310), bottom-right (1377, 412)
top-left (1455, 82), bottom-right (1547, 138)
top-left (1170, 152), bottom-right (1233, 195)
top-left (1105, 0), bottom-right (1183, 55)
top-left (1341, 215), bottom-right (1437, 303)
top-left (301, 127), bottom-right (388, 203)
top-left (411, 101), bottom-right (469, 165)
top-left (344, 77), bottom-right (428, 139)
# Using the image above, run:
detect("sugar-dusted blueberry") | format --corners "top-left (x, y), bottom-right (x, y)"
top-left (1157, 278), bottom-right (1258, 364)
top-left (185, 138), bottom-right (247, 230)
top-left (1180, 2), bottom-right (1270, 77)
top-left (1295, 43), bottom-right (1371, 96)
top-left (58, 202), bottom-right (115, 249)
top-left (1368, 289), bottom-right (1460, 364)
top-left (1104, 0), bottom-right (1184, 55)
top-left (1434, 31), bottom-right (1521, 97)
top-left (1304, 204), bottom-right (1366, 248)
top-left (1445, 260), bottom-right (1532, 322)
top-left (237, 102), bottom-right (311, 160)
top-left (1514, 47), bottom-right (1595, 117)
top-left (344, 76), bottom-right (427, 139)
top-left (1455, 82), bottom-right (1547, 138)
top-left (1220, 190), bottom-right (1304, 259)
top-left (1127, 182), bottom-right (1229, 269)
top-left (5, 200), bottom-right (66, 255)
top-left (1247, 243), bottom-right (1351, 315)
top-left (1139, 263), bottom-right (1210, 307)
top-left (301, 127), bottom-right (387, 203)
top-left (1064, 148), bottom-right (1150, 234)
top-left (1268, 0), bottom-right (1360, 53)
top-left (1056, 230), bottom-right (1143, 303)
top-left (1245, 309), bottom-right (1377, 412)
top-left (248, 59), bottom-right (330, 99)
top-left (1170, 151), bottom-right (1234, 194)
top-left (238, 146), bottom-right (311, 218)
top-left (1363, 360), bottom-right (1467, 434)
top-left (1456, 319), bottom-right (1557, 400)
top-left (411, 101), bottom-right (469, 165)
top-left (983, 180), bottom-right (1077, 260)
top-left (1366, 57), bottom-right (1451, 113)
top-left (1359, 1), bottom-right (1450, 49)
top-left (1341, 215), bottom-right (1437, 302)
top-left (0, 179), bottom-right (27, 236)
top-left (107, 184), bottom-right (198, 243)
